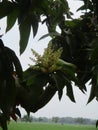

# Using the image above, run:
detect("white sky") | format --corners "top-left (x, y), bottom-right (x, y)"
top-left (0, 0), bottom-right (98, 120)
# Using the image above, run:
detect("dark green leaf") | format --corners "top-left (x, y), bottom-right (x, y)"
top-left (77, 1), bottom-right (93, 12)
top-left (57, 59), bottom-right (77, 82)
top-left (63, 76), bottom-right (75, 102)
top-left (58, 71), bottom-right (75, 102)
top-left (87, 66), bottom-right (98, 103)
top-left (6, 8), bottom-right (18, 32)
top-left (52, 72), bottom-right (65, 100)
top-left (87, 84), bottom-right (97, 103)
top-left (30, 84), bottom-right (57, 112)
top-left (31, 14), bottom-right (39, 37)
top-left (19, 18), bottom-right (31, 54)
top-left (39, 32), bottom-right (60, 40)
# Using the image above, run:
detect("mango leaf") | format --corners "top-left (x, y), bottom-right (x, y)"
top-left (63, 75), bottom-right (75, 102)
top-left (56, 70), bottom-right (75, 102)
top-left (87, 83), bottom-right (97, 104)
top-left (87, 66), bottom-right (98, 103)
top-left (39, 32), bottom-right (60, 40)
top-left (57, 59), bottom-right (76, 73)
top-left (19, 18), bottom-right (31, 54)
top-left (30, 84), bottom-right (57, 112)
top-left (57, 59), bottom-right (77, 82)
top-left (6, 8), bottom-right (18, 32)
top-left (52, 72), bottom-right (65, 100)
top-left (31, 14), bottom-right (39, 37)
top-left (77, 1), bottom-right (93, 12)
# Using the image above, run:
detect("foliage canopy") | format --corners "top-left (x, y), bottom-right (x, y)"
top-left (0, 0), bottom-right (98, 129)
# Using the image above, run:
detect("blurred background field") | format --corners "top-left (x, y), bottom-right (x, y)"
top-left (0, 122), bottom-right (95, 130)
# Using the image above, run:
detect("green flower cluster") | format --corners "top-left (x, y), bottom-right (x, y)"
top-left (29, 43), bottom-right (62, 73)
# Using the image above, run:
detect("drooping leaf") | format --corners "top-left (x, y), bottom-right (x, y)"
top-left (6, 8), bottom-right (18, 32)
top-left (56, 59), bottom-right (77, 82)
top-left (87, 66), bottom-right (98, 103)
top-left (30, 84), bottom-right (57, 112)
top-left (63, 75), bottom-right (75, 102)
top-left (52, 72), bottom-right (65, 100)
top-left (87, 83), bottom-right (97, 104)
top-left (19, 18), bottom-right (31, 54)
top-left (31, 14), bottom-right (39, 37)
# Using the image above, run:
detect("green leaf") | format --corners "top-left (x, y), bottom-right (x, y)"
top-left (52, 72), bottom-right (65, 100)
top-left (6, 8), bottom-right (18, 32)
top-left (57, 59), bottom-right (77, 82)
top-left (39, 32), bottom-right (60, 40)
top-left (63, 76), bottom-right (75, 102)
top-left (19, 18), bottom-right (31, 54)
top-left (77, 1), bottom-right (93, 12)
top-left (57, 59), bottom-right (76, 72)
top-left (87, 67), bottom-right (98, 103)
top-left (87, 85), bottom-right (96, 104)
top-left (31, 14), bottom-right (39, 37)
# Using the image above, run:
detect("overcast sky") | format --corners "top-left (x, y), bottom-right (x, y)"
top-left (0, 0), bottom-right (98, 120)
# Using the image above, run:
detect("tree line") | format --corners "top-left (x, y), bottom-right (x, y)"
top-left (20, 115), bottom-right (96, 125)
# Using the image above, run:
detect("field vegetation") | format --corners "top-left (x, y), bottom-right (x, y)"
top-left (0, 122), bottom-right (95, 130)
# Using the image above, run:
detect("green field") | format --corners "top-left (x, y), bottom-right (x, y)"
top-left (0, 122), bottom-right (95, 130)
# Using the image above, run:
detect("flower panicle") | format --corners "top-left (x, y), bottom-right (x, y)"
top-left (29, 44), bottom-right (63, 73)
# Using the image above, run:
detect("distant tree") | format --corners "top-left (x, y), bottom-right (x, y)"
top-left (38, 117), bottom-right (43, 122)
top-left (52, 117), bottom-right (59, 123)
top-left (21, 114), bottom-right (33, 122)
top-left (0, 0), bottom-right (98, 130)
